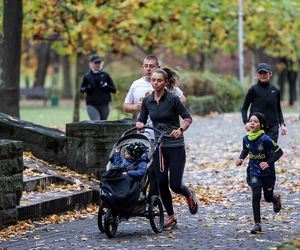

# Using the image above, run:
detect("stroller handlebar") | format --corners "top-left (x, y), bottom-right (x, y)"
top-left (121, 126), bottom-right (164, 140)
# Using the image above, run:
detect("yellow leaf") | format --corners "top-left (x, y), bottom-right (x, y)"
top-left (168, 232), bottom-right (174, 238)
top-left (203, 224), bottom-right (213, 227)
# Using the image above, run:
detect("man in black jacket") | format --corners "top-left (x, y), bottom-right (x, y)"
top-left (80, 55), bottom-right (116, 120)
top-left (241, 63), bottom-right (287, 142)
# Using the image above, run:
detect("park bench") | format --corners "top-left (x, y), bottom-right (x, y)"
top-left (20, 86), bottom-right (50, 105)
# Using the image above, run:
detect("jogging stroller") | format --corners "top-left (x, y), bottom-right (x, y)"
top-left (98, 126), bottom-right (164, 238)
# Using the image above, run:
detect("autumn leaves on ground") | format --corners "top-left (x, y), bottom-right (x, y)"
top-left (1, 113), bottom-right (300, 248)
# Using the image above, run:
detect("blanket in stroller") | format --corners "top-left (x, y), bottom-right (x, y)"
top-left (100, 168), bottom-right (141, 219)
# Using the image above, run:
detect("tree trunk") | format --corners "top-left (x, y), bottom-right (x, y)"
top-left (285, 59), bottom-right (298, 106)
top-left (186, 53), bottom-right (197, 70)
top-left (73, 33), bottom-right (87, 122)
top-left (287, 70), bottom-right (297, 106)
top-left (0, 0), bottom-right (23, 118)
top-left (277, 68), bottom-right (287, 101)
top-left (250, 50), bottom-right (256, 85)
top-left (24, 39), bottom-right (31, 88)
top-left (33, 41), bottom-right (52, 87)
top-left (198, 52), bottom-right (206, 71)
top-left (62, 55), bottom-right (73, 99)
top-left (51, 52), bottom-right (60, 97)
top-left (73, 52), bottom-right (82, 122)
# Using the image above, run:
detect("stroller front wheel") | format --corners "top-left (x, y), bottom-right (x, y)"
top-left (104, 208), bottom-right (118, 238)
top-left (97, 200), bottom-right (107, 233)
top-left (148, 195), bottom-right (164, 233)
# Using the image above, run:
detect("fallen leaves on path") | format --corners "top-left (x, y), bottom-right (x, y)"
top-left (0, 220), bottom-right (35, 241)
top-left (0, 204), bottom-right (99, 241)
top-left (173, 184), bottom-right (229, 206)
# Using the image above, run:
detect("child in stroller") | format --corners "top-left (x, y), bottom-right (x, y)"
top-left (98, 127), bottom-right (164, 238)
top-left (112, 141), bottom-right (148, 180)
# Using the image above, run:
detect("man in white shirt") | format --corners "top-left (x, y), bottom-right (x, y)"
top-left (124, 55), bottom-right (160, 199)
top-left (124, 56), bottom-right (185, 114)
top-left (124, 55), bottom-right (159, 114)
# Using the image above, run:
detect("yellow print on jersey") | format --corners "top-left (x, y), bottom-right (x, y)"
top-left (251, 176), bottom-right (258, 183)
top-left (249, 152), bottom-right (266, 160)
top-left (258, 144), bottom-right (264, 151)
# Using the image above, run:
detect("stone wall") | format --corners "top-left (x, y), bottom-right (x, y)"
top-left (0, 113), bottom-right (66, 164)
top-left (0, 112), bottom-right (136, 178)
top-left (0, 140), bottom-right (23, 228)
top-left (66, 120), bottom-right (135, 177)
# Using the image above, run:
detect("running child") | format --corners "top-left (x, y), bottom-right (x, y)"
top-left (235, 112), bottom-right (283, 234)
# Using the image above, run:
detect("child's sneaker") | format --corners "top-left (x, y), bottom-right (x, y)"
top-left (186, 188), bottom-right (198, 214)
top-left (273, 193), bottom-right (281, 213)
top-left (163, 215), bottom-right (177, 229)
top-left (250, 222), bottom-right (262, 234)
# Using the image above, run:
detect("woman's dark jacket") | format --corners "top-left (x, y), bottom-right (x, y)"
top-left (80, 70), bottom-right (116, 106)
top-left (241, 81), bottom-right (284, 127)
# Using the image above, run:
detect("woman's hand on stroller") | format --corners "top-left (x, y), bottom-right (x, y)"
top-left (136, 122), bottom-right (145, 129)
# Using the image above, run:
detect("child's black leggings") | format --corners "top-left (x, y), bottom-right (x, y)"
top-left (252, 186), bottom-right (277, 223)
top-left (153, 146), bottom-right (190, 216)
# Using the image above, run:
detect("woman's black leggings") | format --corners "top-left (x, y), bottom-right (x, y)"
top-left (252, 186), bottom-right (276, 223)
top-left (153, 146), bottom-right (190, 216)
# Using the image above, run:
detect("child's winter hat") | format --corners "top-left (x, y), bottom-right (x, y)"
top-left (126, 142), bottom-right (146, 159)
top-left (249, 112), bottom-right (266, 129)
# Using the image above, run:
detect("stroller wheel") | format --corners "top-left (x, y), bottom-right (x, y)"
top-left (104, 208), bottom-right (118, 238)
top-left (97, 200), bottom-right (108, 233)
top-left (148, 195), bottom-right (164, 233)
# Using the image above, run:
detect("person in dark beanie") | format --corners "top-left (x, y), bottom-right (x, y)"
top-left (236, 112), bottom-right (283, 234)
top-left (251, 112), bottom-right (266, 130)
top-left (241, 63), bottom-right (287, 142)
top-left (80, 54), bottom-right (116, 120)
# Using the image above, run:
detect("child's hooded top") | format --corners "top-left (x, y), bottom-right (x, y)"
top-left (239, 130), bottom-right (282, 177)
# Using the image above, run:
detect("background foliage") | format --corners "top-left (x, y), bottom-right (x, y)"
top-left (1, 0), bottom-right (300, 122)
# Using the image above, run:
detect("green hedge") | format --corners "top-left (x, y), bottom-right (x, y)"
top-left (110, 70), bottom-right (244, 117)
top-left (187, 95), bottom-right (220, 116)
top-left (181, 70), bottom-right (244, 115)
top-left (111, 73), bottom-right (140, 117)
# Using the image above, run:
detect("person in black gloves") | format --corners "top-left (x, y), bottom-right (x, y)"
top-left (236, 112), bottom-right (283, 234)
top-left (241, 63), bottom-right (287, 142)
top-left (80, 54), bottom-right (116, 120)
